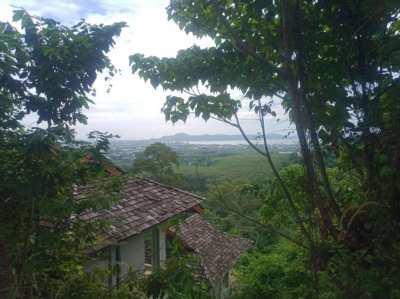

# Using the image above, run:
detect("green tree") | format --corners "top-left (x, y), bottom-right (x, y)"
top-left (133, 142), bottom-right (182, 186)
top-left (144, 253), bottom-right (212, 299)
top-left (130, 0), bottom-right (400, 297)
top-left (0, 10), bottom-right (126, 298)
top-left (233, 241), bottom-right (314, 299)
top-left (205, 180), bottom-right (271, 248)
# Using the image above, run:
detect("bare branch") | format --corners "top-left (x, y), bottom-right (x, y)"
top-left (213, 186), bottom-right (309, 249)
top-left (195, 85), bottom-right (201, 96)
top-left (234, 113), bottom-right (268, 157)
top-left (257, 98), bottom-right (313, 244)
top-left (209, 116), bottom-right (238, 127)
top-left (183, 88), bottom-right (198, 97)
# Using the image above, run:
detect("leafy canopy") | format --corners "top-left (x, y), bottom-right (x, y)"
top-left (1, 10), bottom-right (125, 129)
top-left (133, 142), bottom-right (182, 186)
top-left (0, 9), bottom-right (126, 298)
top-left (130, 1), bottom-right (400, 297)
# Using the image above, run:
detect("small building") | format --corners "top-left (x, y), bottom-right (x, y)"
top-left (176, 214), bottom-right (253, 298)
top-left (80, 176), bottom-right (251, 297)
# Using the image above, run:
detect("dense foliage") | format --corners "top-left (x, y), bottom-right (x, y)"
top-left (133, 142), bottom-right (183, 186)
top-left (233, 241), bottom-right (313, 299)
top-left (0, 10), bottom-right (127, 298)
top-left (144, 253), bottom-right (212, 299)
top-left (131, 0), bottom-right (400, 297)
top-left (2, 1), bottom-right (400, 298)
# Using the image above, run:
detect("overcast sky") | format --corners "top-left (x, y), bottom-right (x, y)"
top-left (1, 0), bottom-right (292, 140)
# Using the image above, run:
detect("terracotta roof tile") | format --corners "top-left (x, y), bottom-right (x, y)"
top-left (79, 177), bottom-right (202, 246)
top-left (177, 214), bottom-right (253, 284)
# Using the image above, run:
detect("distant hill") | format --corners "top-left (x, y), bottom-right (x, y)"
top-left (152, 133), bottom-right (296, 142)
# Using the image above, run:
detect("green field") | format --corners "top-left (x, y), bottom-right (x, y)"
top-left (176, 150), bottom-right (297, 183)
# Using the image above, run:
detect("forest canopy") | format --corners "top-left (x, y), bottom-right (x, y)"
top-left (131, 0), bottom-right (400, 297)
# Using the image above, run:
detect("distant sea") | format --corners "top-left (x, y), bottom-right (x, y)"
top-left (184, 139), bottom-right (298, 145)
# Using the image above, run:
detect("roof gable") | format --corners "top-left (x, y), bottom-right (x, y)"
top-left (80, 177), bottom-right (202, 245)
top-left (177, 214), bottom-right (253, 284)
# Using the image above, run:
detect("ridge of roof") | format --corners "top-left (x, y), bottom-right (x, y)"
top-left (133, 176), bottom-right (205, 201)
top-left (79, 176), bottom-right (203, 249)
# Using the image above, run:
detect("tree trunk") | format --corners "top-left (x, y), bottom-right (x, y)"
top-left (0, 241), bottom-right (12, 299)
top-left (281, 0), bottom-right (337, 239)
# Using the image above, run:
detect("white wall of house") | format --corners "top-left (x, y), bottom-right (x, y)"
top-left (159, 228), bottom-right (167, 266)
top-left (86, 256), bottom-right (108, 273)
top-left (119, 233), bottom-right (146, 277)
top-left (86, 225), bottom-right (167, 283)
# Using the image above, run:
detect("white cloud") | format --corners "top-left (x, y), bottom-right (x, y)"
top-left (0, 0), bottom-right (13, 22)
top-left (3, 0), bottom-right (292, 140)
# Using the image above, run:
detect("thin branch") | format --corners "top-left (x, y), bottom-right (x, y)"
top-left (257, 98), bottom-right (313, 244)
top-left (183, 88), bottom-right (198, 97)
top-left (213, 186), bottom-right (309, 249)
top-left (226, 205), bottom-right (308, 249)
top-left (234, 113), bottom-right (268, 157)
top-left (205, 108), bottom-right (313, 245)
top-left (209, 113), bottom-right (269, 157)
top-left (209, 116), bottom-right (238, 127)
top-left (195, 85), bottom-right (201, 96)
top-left (273, 93), bottom-right (286, 101)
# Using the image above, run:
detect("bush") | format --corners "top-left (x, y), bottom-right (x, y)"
top-left (233, 241), bottom-right (314, 299)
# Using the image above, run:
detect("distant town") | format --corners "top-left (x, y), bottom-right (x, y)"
top-left (107, 133), bottom-right (300, 167)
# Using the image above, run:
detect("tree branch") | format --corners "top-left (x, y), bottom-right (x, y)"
top-left (233, 113), bottom-right (268, 157)
top-left (210, 0), bottom-right (286, 81)
top-left (213, 186), bottom-right (309, 249)
top-left (257, 98), bottom-right (313, 244)
top-left (209, 115), bottom-right (238, 128)
top-left (183, 88), bottom-right (198, 97)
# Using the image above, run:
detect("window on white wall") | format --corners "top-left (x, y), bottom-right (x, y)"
top-left (152, 228), bottom-right (160, 266)
top-left (144, 228), bottom-right (160, 267)
top-left (144, 239), bottom-right (152, 265)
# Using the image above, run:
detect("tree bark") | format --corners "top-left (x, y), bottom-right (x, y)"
top-left (281, 0), bottom-right (338, 239)
top-left (0, 241), bottom-right (13, 299)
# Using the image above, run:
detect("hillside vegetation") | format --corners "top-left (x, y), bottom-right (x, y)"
top-left (2, 1), bottom-right (400, 298)
top-left (177, 151), bottom-right (297, 183)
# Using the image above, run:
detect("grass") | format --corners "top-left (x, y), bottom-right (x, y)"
top-left (176, 150), bottom-right (295, 183)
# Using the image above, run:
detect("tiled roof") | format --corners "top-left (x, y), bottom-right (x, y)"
top-left (177, 214), bottom-right (253, 284)
top-left (78, 177), bottom-right (202, 246)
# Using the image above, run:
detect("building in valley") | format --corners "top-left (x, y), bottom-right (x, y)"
top-left (78, 176), bottom-right (252, 298)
